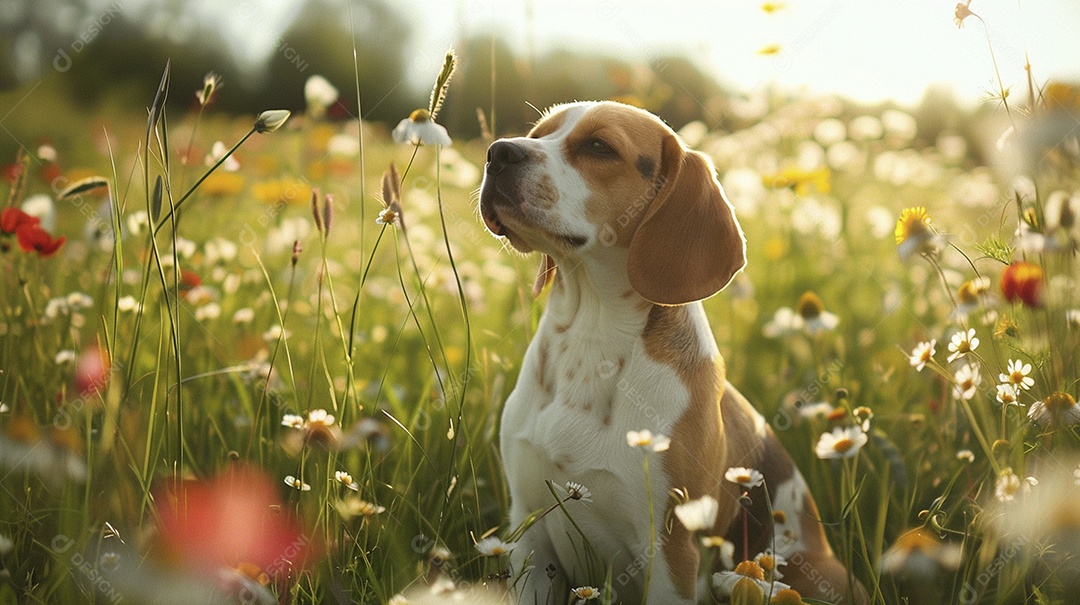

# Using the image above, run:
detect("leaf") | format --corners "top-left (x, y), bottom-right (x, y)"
top-left (151, 175), bottom-right (163, 223)
top-left (840, 475), bottom-right (866, 520)
top-left (146, 60), bottom-right (171, 136)
top-left (975, 236), bottom-right (1014, 264)
top-left (58, 176), bottom-right (109, 201)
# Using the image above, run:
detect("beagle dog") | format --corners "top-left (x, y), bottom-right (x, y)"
top-left (480, 101), bottom-right (865, 604)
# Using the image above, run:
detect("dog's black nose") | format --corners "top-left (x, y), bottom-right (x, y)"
top-left (486, 141), bottom-right (528, 175)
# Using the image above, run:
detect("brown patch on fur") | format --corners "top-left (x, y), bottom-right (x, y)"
top-left (535, 342), bottom-right (551, 399)
top-left (528, 173), bottom-right (560, 209)
top-left (565, 368), bottom-right (576, 381)
top-left (557, 104), bottom-right (672, 249)
top-left (529, 109), bottom-right (568, 139)
top-left (642, 305), bottom-right (729, 599)
top-left (716, 399), bottom-right (868, 603)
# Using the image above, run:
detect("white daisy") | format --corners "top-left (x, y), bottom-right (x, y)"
top-left (999, 359), bottom-right (1035, 391)
top-left (335, 470), bottom-right (359, 491)
top-left (909, 339), bottom-right (936, 371)
top-left (284, 475), bottom-right (311, 491)
top-left (392, 109), bottom-right (452, 146)
top-left (1028, 391), bottom-right (1080, 428)
top-left (951, 363), bottom-right (981, 401)
top-left (117, 295), bottom-right (142, 313)
top-left (763, 307), bottom-right (803, 338)
top-left (724, 467), bottom-right (765, 489)
top-left (674, 496), bottom-right (720, 532)
top-left (304, 74), bottom-right (339, 118)
top-left (713, 561), bottom-right (791, 599)
top-left (308, 409), bottom-right (335, 427)
top-left (564, 481), bottom-right (593, 503)
top-left (994, 468), bottom-right (1037, 502)
top-left (946, 328), bottom-right (979, 363)
top-left (753, 550), bottom-right (788, 580)
top-left (571, 586), bottom-right (601, 602)
top-left (626, 429), bottom-right (670, 452)
top-left (475, 537), bottom-right (515, 557)
top-left (814, 426), bottom-right (868, 459)
top-left (281, 414), bottom-right (305, 429)
top-left (995, 384), bottom-right (1020, 406)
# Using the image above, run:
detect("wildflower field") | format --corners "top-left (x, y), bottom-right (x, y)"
top-left (2, 15), bottom-right (1080, 605)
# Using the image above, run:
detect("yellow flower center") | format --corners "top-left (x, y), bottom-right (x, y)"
top-left (796, 291), bottom-right (824, 319)
top-left (957, 280), bottom-right (983, 305)
top-left (490, 546), bottom-right (506, 555)
top-left (1045, 391), bottom-right (1077, 414)
top-left (770, 588), bottom-right (805, 605)
top-left (758, 555), bottom-right (776, 571)
top-left (1010, 370), bottom-right (1024, 384)
top-left (772, 510), bottom-right (787, 524)
top-left (409, 108), bottom-right (432, 122)
top-left (734, 560), bottom-right (766, 581)
top-left (833, 438), bottom-right (855, 453)
top-left (735, 473), bottom-right (752, 484)
top-left (894, 206), bottom-right (932, 244)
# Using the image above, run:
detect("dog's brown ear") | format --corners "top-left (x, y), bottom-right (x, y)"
top-left (627, 136), bottom-right (746, 305)
top-left (533, 254), bottom-right (557, 297)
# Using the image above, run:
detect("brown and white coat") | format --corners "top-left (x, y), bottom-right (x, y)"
top-left (480, 101), bottom-right (865, 604)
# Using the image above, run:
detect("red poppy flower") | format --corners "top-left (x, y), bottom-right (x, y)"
top-left (1000, 261), bottom-right (1043, 308)
top-left (156, 466), bottom-right (311, 576)
top-left (1, 207), bottom-right (36, 233)
top-left (1, 207), bottom-right (66, 258)
top-left (16, 224), bottom-right (66, 257)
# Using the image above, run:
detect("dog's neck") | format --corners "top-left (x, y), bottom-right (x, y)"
top-left (544, 248), bottom-right (650, 337)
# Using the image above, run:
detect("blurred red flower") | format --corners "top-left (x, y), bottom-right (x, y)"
top-left (1000, 261), bottom-right (1043, 308)
top-left (157, 466), bottom-right (311, 577)
top-left (74, 346), bottom-right (110, 397)
top-left (2, 163), bottom-right (22, 184)
top-left (1, 207), bottom-right (65, 258)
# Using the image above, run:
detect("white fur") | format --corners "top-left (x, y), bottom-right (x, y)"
top-left (496, 103), bottom-right (703, 603)
top-left (501, 252), bottom-right (695, 602)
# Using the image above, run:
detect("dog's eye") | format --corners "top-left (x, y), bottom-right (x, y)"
top-left (582, 138), bottom-right (617, 157)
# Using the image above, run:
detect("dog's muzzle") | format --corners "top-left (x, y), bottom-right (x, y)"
top-left (480, 140), bottom-right (531, 236)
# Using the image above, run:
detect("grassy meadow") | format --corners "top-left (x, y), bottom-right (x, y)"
top-left (1, 40), bottom-right (1080, 605)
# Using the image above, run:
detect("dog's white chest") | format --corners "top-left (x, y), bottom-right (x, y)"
top-left (499, 297), bottom-right (704, 597)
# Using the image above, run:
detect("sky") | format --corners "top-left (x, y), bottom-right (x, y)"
top-left (186, 0), bottom-right (1080, 106)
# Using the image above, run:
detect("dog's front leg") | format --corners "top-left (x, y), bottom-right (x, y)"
top-left (508, 517), bottom-right (566, 605)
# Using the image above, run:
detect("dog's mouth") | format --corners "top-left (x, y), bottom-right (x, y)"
top-left (481, 201), bottom-right (588, 250)
top-left (480, 177), bottom-right (589, 250)
top-left (481, 205), bottom-right (507, 237)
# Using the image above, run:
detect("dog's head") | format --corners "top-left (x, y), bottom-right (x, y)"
top-left (479, 101), bottom-right (745, 305)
